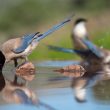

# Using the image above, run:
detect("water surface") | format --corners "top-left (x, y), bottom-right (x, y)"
top-left (0, 60), bottom-right (110, 110)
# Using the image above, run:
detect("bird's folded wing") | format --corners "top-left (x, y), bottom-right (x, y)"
top-left (12, 33), bottom-right (38, 53)
top-left (81, 39), bottom-right (104, 58)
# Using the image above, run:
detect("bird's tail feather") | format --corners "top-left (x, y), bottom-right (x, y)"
top-left (36, 14), bottom-right (74, 41)
top-left (47, 45), bottom-right (90, 56)
top-left (47, 45), bottom-right (75, 53)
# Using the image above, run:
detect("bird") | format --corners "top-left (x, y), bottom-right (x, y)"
top-left (46, 18), bottom-right (110, 102)
top-left (72, 18), bottom-right (110, 65)
top-left (0, 51), bottom-right (56, 109)
top-left (47, 18), bottom-right (110, 65)
top-left (47, 18), bottom-right (89, 58)
top-left (1, 16), bottom-right (72, 66)
top-left (1, 16), bottom-right (73, 83)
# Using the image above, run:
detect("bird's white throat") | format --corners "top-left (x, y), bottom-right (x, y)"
top-left (73, 22), bottom-right (87, 38)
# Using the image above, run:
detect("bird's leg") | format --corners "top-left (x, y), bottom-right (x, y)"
top-left (22, 57), bottom-right (28, 64)
top-left (14, 59), bottom-right (18, 67)
top-left (13, 59), bottom-right (18, 84)
top-left (24, 57), bottom-right (28, 62)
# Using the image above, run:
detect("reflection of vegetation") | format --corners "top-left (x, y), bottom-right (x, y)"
top-left (93, 80), bottom-right (110, 102)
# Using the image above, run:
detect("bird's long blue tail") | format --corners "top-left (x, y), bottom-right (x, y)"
top-left (12, 14), bottom-right (74, 54)
top-left (47, 45), bottom-right (91, 55)
top-left (47, 45), bottom-right (75, 53)
top-left (36, 15), bottom-right (74, 41)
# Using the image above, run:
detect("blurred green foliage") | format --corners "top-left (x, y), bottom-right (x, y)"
top-left (0, 0), bottom-right (110, 35)
top-left (70, 0), bottom-right (110, 11)
top-left (0, 0), bottom-right (70, 34)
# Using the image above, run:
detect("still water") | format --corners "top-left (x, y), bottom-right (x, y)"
top-left (0, 60), bottom-right (110, 110)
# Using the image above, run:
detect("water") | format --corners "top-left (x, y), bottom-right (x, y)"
top-left (1, 60), bottom-right (110, 110)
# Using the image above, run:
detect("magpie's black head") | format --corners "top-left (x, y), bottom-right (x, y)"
top-left (0, 51), bottom-right (5, 70)
top-left (74, 18), bottom-right (87, 25)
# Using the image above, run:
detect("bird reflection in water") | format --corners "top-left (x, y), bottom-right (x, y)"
top-left (3, 79), bottom-right (56, 110)
top-left (1, 61), bottom-right (36, 104)
top-left (54, 62), bottom-right (110, 103)
top-left (2, 79), bottom-right (56, 110)
top-left (71, 62), bottom-right (103, 102)
top-left (1, 62), bottom-right (56, 110)
top-left (2, 79), bottom-right (36, 105)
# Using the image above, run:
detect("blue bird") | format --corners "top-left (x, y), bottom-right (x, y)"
top-left (1, 16), bottom-right (73, 83)
top-left (1, 16), bottom-right (72, 68)
top-left (12, 17), bottom-right (72, 54)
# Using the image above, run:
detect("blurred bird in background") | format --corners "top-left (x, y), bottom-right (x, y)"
top-left (47, 18), bottom-right (110, 66)
top-left (47, 18), bottom-right (110, 102)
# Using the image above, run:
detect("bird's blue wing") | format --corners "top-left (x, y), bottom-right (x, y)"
top-left (12, 32), bottom-right (39, 54)
top-left (81, 39), bottom-right (104, 58)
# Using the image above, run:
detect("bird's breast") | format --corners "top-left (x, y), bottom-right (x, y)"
top-left (23, 42), bottom-right (39, 55)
